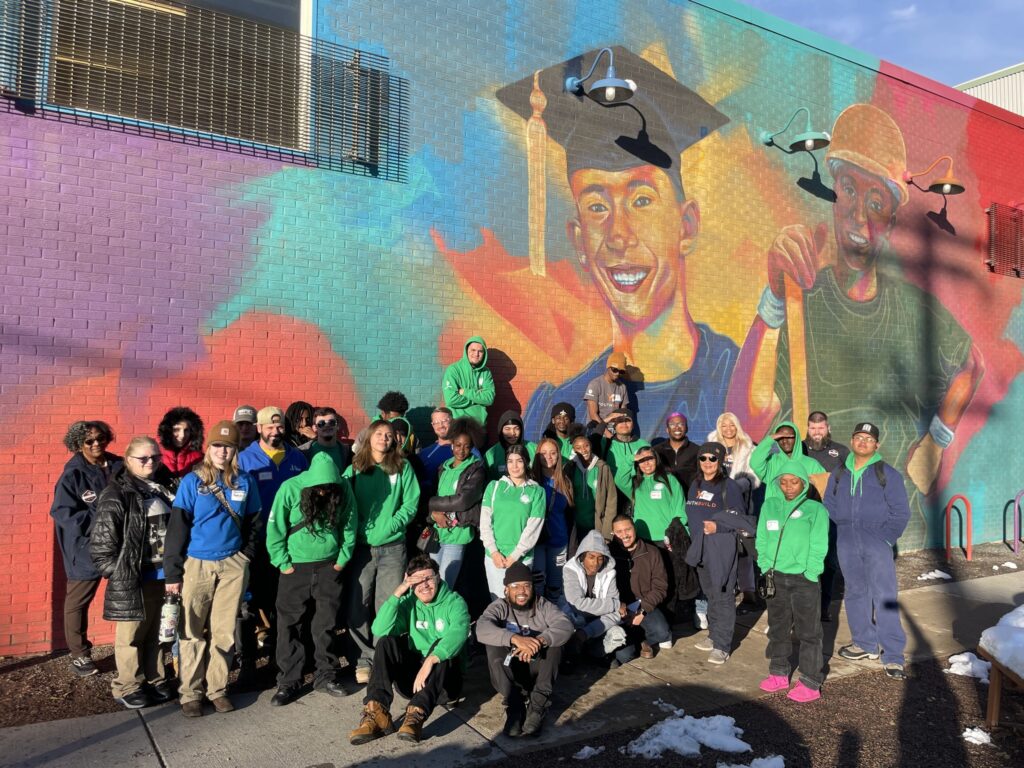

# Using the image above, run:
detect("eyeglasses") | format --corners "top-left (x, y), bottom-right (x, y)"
top-left (129, 454), bottom-right (162, 464)
top-left (315, 419), bottom-right (337, 428)
top-left (852, 434), bottom-right (877, 443)
top-left (608, 367), bottom-right (625, 374)
top-left (83, 437), bottom-right (109, 446)
top-left (698, 455), bottom-right (719, 463)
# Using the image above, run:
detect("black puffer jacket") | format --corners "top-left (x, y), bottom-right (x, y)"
top-left (91, 466), bottom-right (174, 621)
top-left (428, 458), bottom-right (486, 528)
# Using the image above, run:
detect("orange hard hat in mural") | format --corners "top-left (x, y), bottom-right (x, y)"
top-left (825, 103), bottom-right (909, 207)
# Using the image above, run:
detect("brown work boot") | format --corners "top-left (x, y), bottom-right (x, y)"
top-left (181, 700), bottom-right (203, 718)
top-left (398, 705), bottom-right (427, 743)
top-left (640, 642), bottom-right (655, 659)
top-left (210, 696), bottom-right (235, 713)
top-left (349, 700), bottom-right (394, 745)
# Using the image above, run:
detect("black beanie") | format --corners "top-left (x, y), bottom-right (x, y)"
top-left (551, 402), bottom-right (576, 421)
top-left (503, 561), bottom-right (534, 586)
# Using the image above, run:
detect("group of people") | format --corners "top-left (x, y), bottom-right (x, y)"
top-left (50, 343), bottom-right (912, 743)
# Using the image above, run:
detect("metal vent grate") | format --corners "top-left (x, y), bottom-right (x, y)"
top-left (1, 0), bottom-right (408, 181)
top-left (986, 203), bottom-right (1023, 278)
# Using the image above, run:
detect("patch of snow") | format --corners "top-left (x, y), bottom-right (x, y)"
top-left (945, 652), bottom-right (990, 684)
top-left (962, 727), bottom-right (992, 745)
top-left (652, 698), bottom-right (682, 714)
top-left (718, 757), bottom-right (785, 768)
top-left (1000, 561), bottom-right (1017, 569)
top-left (573, 746), bottom-right (604, 760)
top-left (916, 569), bottom-right (952, 581)
top-left (623, 711), bottom-right (751, 759)
top-left (993, 565), bottom-right (999, 571)
top-left (980, 604), bottom-right (1024, 680)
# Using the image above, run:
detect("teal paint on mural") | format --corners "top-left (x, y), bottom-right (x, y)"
top-left (1004, 293), bottom-right (1024, 353)
top-left (206, 158), bottom-right (449, 417)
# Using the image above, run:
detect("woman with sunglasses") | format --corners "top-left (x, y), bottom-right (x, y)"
top-left (51, 420), bottom-right (123, 678)
top-left (629, 446), bottom-right (685, 546)
top-left (684, 442), bottom-right (754, 665)
top-left (92, 437), bottom-right (177, 709)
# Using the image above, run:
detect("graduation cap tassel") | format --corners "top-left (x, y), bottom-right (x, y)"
top-left (784, 274), bottom-right (810, 428)
top-left (526, 69), bottom-right (548, 276)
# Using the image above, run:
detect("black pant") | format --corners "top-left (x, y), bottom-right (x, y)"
top-left (696, 568), bottom-right (736, 653)
top-left (239, 547), bottom-right (279, 664)
top-left (275, 559), bottom-right (344, 687)
top-left (766, 571), bottom-right (824, 689)
top-left (365, 635), bottom-right (461, 716)
top-left (820, 520), bottom-right (841, 611)
top-left (484, 643), bottom-right (562, 709)
top-left (64, 578), bottom-right (100, 657)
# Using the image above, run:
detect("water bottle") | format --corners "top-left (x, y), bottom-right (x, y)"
top-left (159, 593), bottom-right (181, 643)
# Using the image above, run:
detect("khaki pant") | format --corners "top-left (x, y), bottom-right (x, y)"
top-left (178, 553), bottom-right (248, 703)
top-left (112, 579), bottom-right (166, 696)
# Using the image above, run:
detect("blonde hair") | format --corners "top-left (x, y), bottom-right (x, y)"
top-left (712, 412), bottom-right (753, 450)
top-left (531, 437), bottom-right (574, 506)
top-left (124, 435), bottom-right (160, 459)
top-left (194, 444), bottom-right (240, 489)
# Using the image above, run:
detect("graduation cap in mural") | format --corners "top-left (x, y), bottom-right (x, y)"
top-left (496, 46), bottom-right (728, 189)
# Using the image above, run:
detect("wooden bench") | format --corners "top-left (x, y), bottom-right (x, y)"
top-left (977, 645), bottom-right (1024, 729)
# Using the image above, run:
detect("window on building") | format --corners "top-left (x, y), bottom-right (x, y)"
top-left (986, 203), bottom-right (1023, 278)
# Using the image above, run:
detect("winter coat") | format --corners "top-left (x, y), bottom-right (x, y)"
top-left (441, 335), bottom-right (496, 425)
top-left (610, 537), bottom-right (668, 613)
top-left (428, 454), bottom-right (486, 544)
top-left (159, 445), bottom-right (203, 479)
top-left (91, 466), bottom-right (175, 620)
top-left (476, 595), bottom-right (575, 648)
top-left (706, 431), bottom-right (760, 491)
top-left (50, 452), bottom-right (124, 580)
top-left (684, 475), bottom-right (754, 592)
top-left (372, 581), bottom-right (470, 662)
top-left (562, 530), bottom-right (620, 638)
top-left (665, 518), bottom-right (700, 600)
top-left (824, 453), bottom-right (910, 547)
top-left (653, 439), bottom-right (700, 492)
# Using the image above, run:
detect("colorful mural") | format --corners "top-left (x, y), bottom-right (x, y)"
top-left (1, 0), bottom-right (1023, 653)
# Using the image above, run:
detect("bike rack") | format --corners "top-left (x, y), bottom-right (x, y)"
top-left (945, 494), bottom-right (972, 561)
top-left (1013, 490), bottom-right (1024, 556)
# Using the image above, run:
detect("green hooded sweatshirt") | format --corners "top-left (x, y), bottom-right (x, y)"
top-left (372, 580), bottom-right (470, 662)
top-left (750, 420), bottom-right (826, 503)
top-left (756, 459), bottom-right (829, 580)
top-left (435, 454), bottom-right (479, 545)
top-left (343, 460), bottom-right (421, 547)
top-left (441, 336), bottom-right (495, 425)
top-left (605, 437), bottom-right (651, 497)
top-left (266, 453), bottom-right (358, 571)
top-left (632, 473), bottom-right (687, 542)
top-left (844, 450), bottom-right (883, 495)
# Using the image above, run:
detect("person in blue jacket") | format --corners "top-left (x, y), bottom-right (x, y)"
top-left (684, 442), bottom-right (755, 665)
top-left (51, 420), bottom-right (123, 678)
top-left (164, 420), bottom-right (262, 718)
top-left (237, 405), bottom-right (308, 680)
top-left (825, 421), bottom-right (911, 680)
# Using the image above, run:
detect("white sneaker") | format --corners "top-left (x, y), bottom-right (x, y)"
top-left (697, 613), bottom-right (709, 630)
top-left (694, 636), bottom-right (715, 652)
top-left (708, 649), bottom-right (730, 665)
top-left (355, 666), bottom-right (371, 685)
top-left (659, 640), bottom-right (673, 650)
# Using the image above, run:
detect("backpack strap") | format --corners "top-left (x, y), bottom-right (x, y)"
top-left (195, 471), bottom-right (244, 532)
top-left (831, 461), bottom-right (887, 495)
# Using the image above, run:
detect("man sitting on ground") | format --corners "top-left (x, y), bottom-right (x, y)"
top-left (610, 515), bottom-right (672, 661)
top-left (348, 556), bottom-right (470, 745)
top-left (477, 562), bottom-right (574, 738)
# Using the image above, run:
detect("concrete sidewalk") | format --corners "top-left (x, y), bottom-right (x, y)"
top-left (3, 571), bottom-right (1022, 768)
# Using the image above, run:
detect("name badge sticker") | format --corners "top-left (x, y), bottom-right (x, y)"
top-left (230, 490), bottom-right (246, 502)
top-left (766, 519), bottom-right (780, 531)
top-left (650, 490), bottom-right (663, 500)
top-left (791, 510), bottom-right (802, 518)
top-left (698, 490), bottom-right (714, 502)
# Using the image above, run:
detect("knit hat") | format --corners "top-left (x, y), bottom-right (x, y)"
top-left (551, 402), bottom-right (576, 421)
top-left (697, 442), bottom-right (726, 464)
top-left (208, 420), bottom-right (240, 448)
top-left (607, 351), bottom-right (627, 370)
top-left (503, 561), bottom-right (534, 587)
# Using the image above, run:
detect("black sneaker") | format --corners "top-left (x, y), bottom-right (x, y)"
top-left (116, 690), bottom-right (150, 710)
top-left (148, 682), bottom-right (178, 704)
top-left (837, 644), bottom-right (879, 661)
top-left (270, 685), bottom-right (300, 707)
top-left (884, 663), bottom-right (907, 680)
top-left (71, 656), bottom-right (98, 678)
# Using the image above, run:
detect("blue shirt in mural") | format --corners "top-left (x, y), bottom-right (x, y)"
top-left (523, 324), bottom-right (738, 444)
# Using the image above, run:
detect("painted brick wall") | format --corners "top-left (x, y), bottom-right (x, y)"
top-left (0, 0), bottom-right (1022, 654)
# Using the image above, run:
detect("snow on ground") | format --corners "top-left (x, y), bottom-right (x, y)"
top-left (1001, 562), bottom-right (1017, 569)
top-left (945, 652), bottom-right (990, 683)
top-left (962, 727), bottom-right (992, 745)
top-left (980, 604), bottom-right (1024, 680)
top-left (717, 757), bottom-right (786, 768)
top-left (916, 569), bottom-right (953, 581)
top-left (622, 709), bottom-right (752, 759)
top-left (574, 746), bottom-right (605, 760)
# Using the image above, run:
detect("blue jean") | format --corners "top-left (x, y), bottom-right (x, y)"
top-left (531, 543), bottom-right (567, 605)
top-left (837, 528), bottom-right (906, 665)
top-left (345, 542), bottom-right (407, 669)
top-left (615, 607), bottom-right (672, 662)
top-left (429, 543), bottom-right (465, 589)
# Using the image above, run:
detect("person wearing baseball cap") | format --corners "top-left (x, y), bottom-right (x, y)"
top-left (233, 405), bottom-right (258, 450)
top-left (825, 421), bottom-right (911, 680)
top-left (164, 419), bottom-right (262, 717)
top-left (603, 408), bottom-right (650, 508)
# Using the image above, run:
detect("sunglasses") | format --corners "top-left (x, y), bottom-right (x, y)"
top-left (130, 454), bottom-right (162, 464)
top-left (315, 419), bottom-right (337, 428)
top-left (698, 455), bottom-right (719, 463)
top-left (635, 455), bottom-right (656, 464)
top-left (83, 437), bottom-right (109, 446)
top-left (608, 367), bottom-right (625, 374)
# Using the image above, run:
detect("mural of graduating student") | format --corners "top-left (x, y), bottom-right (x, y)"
top-left (495, 47), bottom-right (736, 444)
top-left (727, 103), bottom-right (983, 547)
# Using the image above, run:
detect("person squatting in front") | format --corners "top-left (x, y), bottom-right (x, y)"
top-left (266, 453), bottom-right (358, 706)
top-left (349, 555), bottom-right (470, 745)
top-left (610, 515), bottom-right (673, 662)
top-left (164, 421), bottom-right (262, 717)
top-left (561, 530), bottom-right (627, 664)
top-left (476, 561), bottom-right (574, 738)
top-left (756, 460), bottom-right (829, 702)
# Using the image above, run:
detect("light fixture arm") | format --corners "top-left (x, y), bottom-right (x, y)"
top-left (903, 155), bottom-right (953, 183)
top-left (565, 47), bottom-right (616, 93)
top-left (761, 107), bottom-right (810, 146)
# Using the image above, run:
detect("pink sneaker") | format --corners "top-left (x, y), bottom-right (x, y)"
top-left (759, 675), bottom-right (790, 692)
top-left (787, 682), bottom-right (821, 703)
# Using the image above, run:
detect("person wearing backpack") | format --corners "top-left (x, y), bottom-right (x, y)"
top-left (824, 422), bottom-right (911, 680)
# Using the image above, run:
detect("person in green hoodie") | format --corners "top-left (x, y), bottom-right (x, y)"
top-left (630, 446), bottom-right (686, 544)
top-left (750, 421), bottom-right (827, 504)
top-left (342, 420), bottom-right (421, 684)
top-left (484, 410), bottom-right (537, 481)
top-left (756, 460), bottom-right (828, 703)
top-left (603, 408), bottom-right (650, 506)
top-left (568, 427), bottom-right (616, 548)
top-left (266, 453), bottom-right (358, 706)
top-left (349, 555), bottom-right (470, 745)
top-left (441, 336), bottom-right (495, 426)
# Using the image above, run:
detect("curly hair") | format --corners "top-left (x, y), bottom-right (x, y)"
top-left (157, 407), bottom-right (204, 451)
top-left (63, 420), bottom-right (115, 453)
top-left (448, 417), bottom-right (485, 452)
top-left (284, 401), bottom-right (314, 447)
top-left (298, 483), bottom-right (349, 533)
top-left (376, 391), bottom-right (409, 416)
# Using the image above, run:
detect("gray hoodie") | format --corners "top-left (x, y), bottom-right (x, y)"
top-left (476, 595), bottom-right (574, 649)
top-left (562, 529), bottom-right (620, 638)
